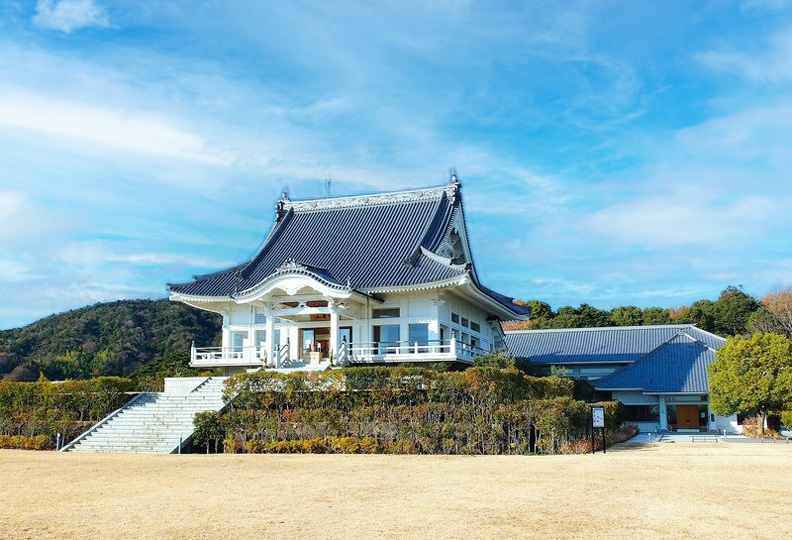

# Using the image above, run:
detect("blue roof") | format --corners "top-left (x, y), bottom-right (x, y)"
top-left (504, 324), bottom-right (726, 394)
top-left (169, 184), bottom-right (527, 315)
top-left (504, 325), bottom-right (721, 364)
top-left (593, 334), bottom-right (717, 393)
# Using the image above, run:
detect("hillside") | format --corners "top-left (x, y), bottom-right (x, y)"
top-left (0, 299), bottom-right (221, 381)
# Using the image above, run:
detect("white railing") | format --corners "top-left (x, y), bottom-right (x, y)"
top-left (190, 343), bottom-right (269, 367)
top-left (346, 338), bottom-right (483, 364)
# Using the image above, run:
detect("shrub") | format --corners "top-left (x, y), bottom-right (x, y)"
top-left (0, 435), bottom-right (51, 450)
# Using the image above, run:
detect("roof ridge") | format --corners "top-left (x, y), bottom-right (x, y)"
top-left (284, 185), bottom-right (455, 212)
top-left (504, 324), bottom-right (695, 334)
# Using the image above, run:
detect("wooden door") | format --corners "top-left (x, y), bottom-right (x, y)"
top-left (676, 405), bottom-right (700, 430)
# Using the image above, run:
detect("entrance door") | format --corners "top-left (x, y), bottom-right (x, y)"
top-left (676, 405), bottom-right (700, 430)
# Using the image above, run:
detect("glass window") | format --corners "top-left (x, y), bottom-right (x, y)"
top-left (451, 313), bottom-right (459, 324)
top-left (340, 326), bottom-right (353, 345)
top-left (372, 308), bottom-right (400, 319)
top-left (254, 310), bottom-right (266, 324)
top-left (462, 333), bottom-right (470, 345)
top-left (623, 405), bottom-right (659, 422)
top-left (470, 321), bottom-right (480, 333)
top-left (461, 317), bottom-right (469, 328)
top-left (230, 331), bottom-right (246, 350)
top-left (408, 324), bottom-right (429, 346)
top-left (374, 325), bottom-right (400, 353)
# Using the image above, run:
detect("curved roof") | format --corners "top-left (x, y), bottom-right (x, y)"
top-left (169, 183), bottom-right (527, 316)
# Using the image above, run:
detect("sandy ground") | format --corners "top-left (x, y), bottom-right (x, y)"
top-left (1, 443), bottom-right (790, 540)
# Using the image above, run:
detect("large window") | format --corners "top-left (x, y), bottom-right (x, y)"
top-left (623, 405), bottom-right (659, 422)
top-left (374, 325), bottom-right (400, 353)
top-left (408, 324), bottom-right (429, 346)
top-left (230, 331), bottom-right (246, 351)
top-left (372, 308), bottom-right (400, 319)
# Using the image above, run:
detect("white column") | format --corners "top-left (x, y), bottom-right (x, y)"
top-left (329, 301), bottom-right (340, 362)
top-left (658, 395), bottom-right (668, 431)
top-left (265, 305), bottom-right (274, 367)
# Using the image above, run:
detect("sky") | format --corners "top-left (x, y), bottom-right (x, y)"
top-left (2, 0), bottom-right (792, 329)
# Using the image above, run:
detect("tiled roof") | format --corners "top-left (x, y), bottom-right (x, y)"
top-left (593, 334), bottom-right (716, 393)
top-left (169, 184), bottom-right (527, 315)
top-left (504, 325), bottom-right (723, 364)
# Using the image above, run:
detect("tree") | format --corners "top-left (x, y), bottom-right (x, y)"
top-left (762, 285), bottom-right (792, 337)
top-left (672, 300), bottom-right (715, 332)
top-left (610, 306), bottom-right (643, 326)
top-left (577, 304), bottom-right (611, 327)
top-left (709, 333), bottom-right (792, 435)
top-left (642, 307), bottom-right (671, 325)
top-left (747, 307), bottom-right (784, 335)
top-left (711, 286), bottom-right (761, 336)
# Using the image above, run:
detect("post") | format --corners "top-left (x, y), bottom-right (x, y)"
top-left (190, 341), bottom-right (196, 365)
top-left (591, 413), bottom-right (595, 455)
top-left (178, 434), bottom-right (182, 455)
top-left (602, 426), bottom-right (606, 454)
top-left (265, 305), bottom-right (274, 368)
top-left (56, 432), bottom-right (62, 451)
top-left (329, 301), bottom-right (339, 362)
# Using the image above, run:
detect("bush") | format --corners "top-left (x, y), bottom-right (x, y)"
top-left (0, 377), bottom-right (134, 447)
top-left (0, 435), bottom-right (51, 450)
top-left (217, 367), bottom-right (617, 456)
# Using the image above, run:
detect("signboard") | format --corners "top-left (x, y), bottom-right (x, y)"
top-left (592, 406), bottom-right (605, 428)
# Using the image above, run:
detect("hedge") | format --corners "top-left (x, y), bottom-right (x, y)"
top-left (0, 377), bottom-right (134, 447)
top-left (0, 435), bottom-right (51, 450)
top-left (196, 367), bottom-right (620, 455)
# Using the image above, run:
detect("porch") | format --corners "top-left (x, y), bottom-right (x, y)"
top-left (189, 337), bottom-right (481, 370)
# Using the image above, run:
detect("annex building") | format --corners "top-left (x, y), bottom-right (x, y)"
top-left (505, 325), bottom-right (739, 434)
top-left (169, 178), bottom-right (529, 371)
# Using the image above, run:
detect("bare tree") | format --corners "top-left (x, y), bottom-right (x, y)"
top-left (763, 283), bottom-right (792, 337)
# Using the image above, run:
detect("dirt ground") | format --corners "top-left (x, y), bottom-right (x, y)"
top-left (1, 443), bottom-right (790, 540)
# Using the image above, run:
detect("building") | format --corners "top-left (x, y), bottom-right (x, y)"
top-left (505, 325), bottom-right (740, 434)
top-left (169, 178), bottom-right (528, 372)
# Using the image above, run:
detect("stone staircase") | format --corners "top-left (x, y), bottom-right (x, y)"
top-left (61, 377), bottom-right (228, 454)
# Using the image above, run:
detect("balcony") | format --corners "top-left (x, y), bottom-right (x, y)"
top-left (190, 338), bottom-right (485, 370)
top-left (340, 338), bottom-right (483, 365)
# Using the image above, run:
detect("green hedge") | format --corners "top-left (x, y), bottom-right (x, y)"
top-left (0, 377), bottom-right (134, 447)
top-left (0, 435), bottom-right (51, 450)
top-left (203, 367), bottom-right (618, 455)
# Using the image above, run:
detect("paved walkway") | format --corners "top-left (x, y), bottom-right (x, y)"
top-left (624, 432), bottom-right (792, 444)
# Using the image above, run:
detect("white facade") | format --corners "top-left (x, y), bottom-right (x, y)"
top-left (178, 267), bottom-right (509, 373)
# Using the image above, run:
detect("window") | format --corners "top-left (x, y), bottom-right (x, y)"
top-left (461, 317), bottom-right (469, 328)
top-left (470, 337), bottom-right (477, 350)
top-left (451, 312), bottom-right (459, 324)
top-left (470, 321), bottom-right (480, 333)
top-left (373, 308), bottom-right (400, 319)
top-left (306, 300), bottom-right (328, 307)
top-left (254, 310), bottom-right (266, 324)
top-left (408, 324), bottom-right (429, 346)
top-left (340, 326), bottom-right (353, 346)
top-left (230, 331), bottom-right (246, 351)
top-left (623, 405), bottom-right (659, 422)
top-left (374, 324), bottom-right (400, 353)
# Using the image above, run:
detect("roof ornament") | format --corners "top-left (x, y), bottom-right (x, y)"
top-left (449, 168), bottom-right (461, 200)
top-left (276, 189), bottom-right (290, 221)
top-left (277, 258), bottom-right (307, 273)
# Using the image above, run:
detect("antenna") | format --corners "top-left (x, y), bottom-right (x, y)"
top-left (325, 173), bottom-right (331, 197)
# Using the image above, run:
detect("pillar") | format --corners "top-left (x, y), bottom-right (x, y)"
top-left (658, 395), bottom-right (668, 431)
top-left (329, 301), bottom-right (340, 362)
top-left (265, 305), bottom-right (274, 367)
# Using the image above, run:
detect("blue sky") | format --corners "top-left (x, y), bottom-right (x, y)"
top-left (2, 0), bottom-right (792, 329)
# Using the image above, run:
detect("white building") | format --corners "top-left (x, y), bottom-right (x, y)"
top-left (169, 178), bottom-right (528, 372)
top-left (505, 325), bottom-right (741, 434)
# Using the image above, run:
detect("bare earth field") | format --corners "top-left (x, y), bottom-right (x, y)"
top-left (1, 443), bottom-right (790, 540)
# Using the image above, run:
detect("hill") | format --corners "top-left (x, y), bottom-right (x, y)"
top-left (0, 299), bottom-right (221, 381)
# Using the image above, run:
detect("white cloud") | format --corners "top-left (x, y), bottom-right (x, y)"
top-left (0, 91), bottom-right (235, 166)
top-left (33, 0), bottom-right (110, 34)
top-left (585, 191), bottom-right (779, 248)
top-left (696, 27), bottom-right (792, 83)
